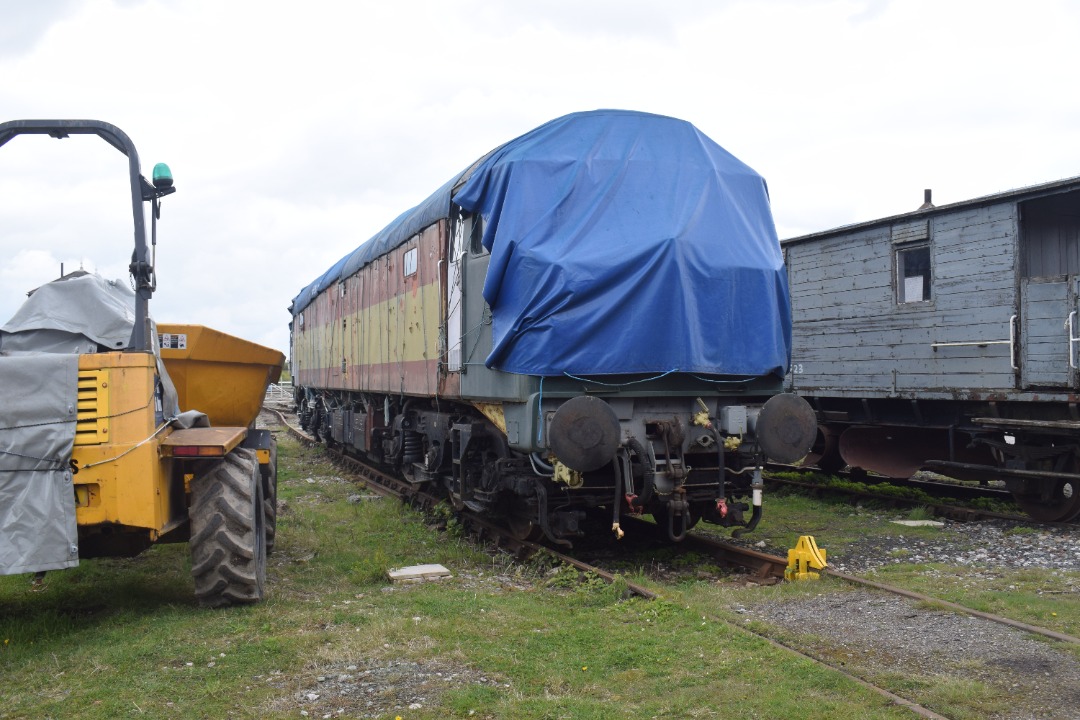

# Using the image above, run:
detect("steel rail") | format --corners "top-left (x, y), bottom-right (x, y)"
top-left (762, 466), bottom-right (1080, 528)
top-left (675, 523), bottom-right (1080, 646)
top-left (270, 405), bottom-right (1079, 644)
top-left (268, 406), bottom-right (661, 596)
top-left (264, 403), bottom-right (1078, 719)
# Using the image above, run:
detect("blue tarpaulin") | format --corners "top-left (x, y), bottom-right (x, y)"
top-left (453, 110), bottom-right (790, 377)
top-left (292, 109), bottom-right (791, 378)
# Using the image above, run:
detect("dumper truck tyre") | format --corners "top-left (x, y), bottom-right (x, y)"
top-left (260, 441), bottom-right (278, 555)
top-left (189, 447), bottom-right (267, 607)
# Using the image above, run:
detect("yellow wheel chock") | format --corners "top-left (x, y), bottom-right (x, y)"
top-left (785, 535), bottom-right (828, 581)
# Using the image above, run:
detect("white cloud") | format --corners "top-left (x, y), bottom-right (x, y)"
top-left (0, 0), bottom-right (79, 58)
top-left (3, 0), bottom-right (1080, 354)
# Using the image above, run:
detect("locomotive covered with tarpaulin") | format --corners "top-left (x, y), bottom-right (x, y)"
top-left (289, 110), bottom-right (815, 543)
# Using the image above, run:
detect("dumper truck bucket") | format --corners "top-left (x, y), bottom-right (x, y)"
top-left (157, 323), bottom-right (285, 428)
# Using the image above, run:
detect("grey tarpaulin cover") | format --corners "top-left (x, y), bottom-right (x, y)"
top-left (0, 272), bottom-right (135, 353)
top-left (0, 353), bottom-right (79, 574)
top-left (0, 272), bottom-right (179, 575)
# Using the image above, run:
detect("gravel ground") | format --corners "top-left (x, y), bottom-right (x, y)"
top-left (823, 518), bottom-right (1080, 574)
top-left (267, 658), bottom-right (506, 719)
top-left (267, 410), bottom-right (1080, 717)
top-left (738, 518), bottom-right (1080, 720)
top-left (743, 589), bottom-right (1080, 720)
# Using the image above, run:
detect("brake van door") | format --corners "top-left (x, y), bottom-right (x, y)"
top-left (1019, 276), bottom-right (1072, 388)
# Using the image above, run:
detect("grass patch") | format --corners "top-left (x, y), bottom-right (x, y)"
top-left (1003, 525), bottom-right (1039, 537)
top-left (0, 432), bottom-right (919, 719)
top-left (766, 470), bottom-right (1017, 515)
top-left (696, 488), bottom-right (1080, 639)
top-left (905, 505), bottom-right (935, 521)
top-left (866, 563), bottom-right (1080, 638)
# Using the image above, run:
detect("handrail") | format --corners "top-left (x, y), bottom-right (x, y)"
top-left (1067, 311), bottom-right (1079, 370)
top-left (930, 314), bottom-right (1019, 370)
top-left (264, 382), bottom-right (294, 401)
top-left (1010, 313), bottom-right (1018, 370)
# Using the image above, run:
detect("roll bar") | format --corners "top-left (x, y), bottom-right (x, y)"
top-left (0, 119), bottom-right (174, 352)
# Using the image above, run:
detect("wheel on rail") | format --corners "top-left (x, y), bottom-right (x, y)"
top-left (1013, 477), bottom-right (1080, 522)
top-left (504, 498), bottom-right (544, 542)
top-left (189, 447), bottom-right (267, 607)
top-left (807, 425), bottom-right (845, 474)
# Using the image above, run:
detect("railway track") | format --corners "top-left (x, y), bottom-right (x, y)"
top-left (266, 404), bottom-right (1080, 717)
top-left (269, 404), bottom-right (1077, 641)
top-left (765, 464), bottom-right (1080, 527)
top-left (267, 405), bottom-right (792, 587)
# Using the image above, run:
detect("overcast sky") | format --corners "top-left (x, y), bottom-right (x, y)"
top-left (2, 0), bottom-right (1078, 356)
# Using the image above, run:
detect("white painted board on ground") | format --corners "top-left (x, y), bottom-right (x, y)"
top-left (388, 564), bottom-right (453, 582)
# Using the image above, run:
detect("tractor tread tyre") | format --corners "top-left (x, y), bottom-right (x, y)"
top-left (262, 442), bottom-right (278, 555)
top-left (189, 448), bottom-right (266, 608)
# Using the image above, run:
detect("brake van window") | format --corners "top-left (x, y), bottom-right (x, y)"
top-left (897, 245), bottom-right (931, 303)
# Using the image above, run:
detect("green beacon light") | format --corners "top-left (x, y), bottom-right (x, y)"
top-left (152, 162), bottom-right (173, 190)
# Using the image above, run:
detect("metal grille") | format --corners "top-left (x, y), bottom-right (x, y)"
top-left (75, 369), bottom-right (110, 446)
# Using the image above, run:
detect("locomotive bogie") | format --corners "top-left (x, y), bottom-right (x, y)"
top-left (295, 385), bottom-right (793, 542)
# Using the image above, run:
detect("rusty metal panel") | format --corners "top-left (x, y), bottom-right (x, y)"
top-left (295, 220), bottom-right (454, 399)
top-left (160, 427), bottom-right (247, 457)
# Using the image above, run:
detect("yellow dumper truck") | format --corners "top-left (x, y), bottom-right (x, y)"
top-left (0, 120), bottom-right (285, 607)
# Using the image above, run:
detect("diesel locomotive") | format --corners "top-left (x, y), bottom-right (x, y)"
top-left (289, 110), bottom-right (816, 544)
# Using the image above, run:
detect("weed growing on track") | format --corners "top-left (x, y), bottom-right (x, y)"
top-left (870, 563), bottom-right (1080, 639)
top-left (704, 488), bottom-right (1080, 640)
top-left (766, 470), bottom-right (1018, 515)
top-left (0, 432), bottom-right (915, 720)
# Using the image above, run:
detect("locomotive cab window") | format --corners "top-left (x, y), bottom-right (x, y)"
top-left (896, 244), bottom-right (931, 303)
top-left (469, 215), bottom-right (488, 256)
top-left (403, 247), bottom-right (418, 277)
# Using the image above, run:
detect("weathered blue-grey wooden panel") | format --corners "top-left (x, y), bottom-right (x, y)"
top-left (791, 325), bottom-right (1015, 391)
top-left (786, 202), bottom-right (1020, 395)
top-left (787, 228), bottom-right (894, 324)
top-left (1019, 278), bottom-right (1070, 387)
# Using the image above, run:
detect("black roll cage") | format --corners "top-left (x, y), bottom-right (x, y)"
top-left (0, 119), bottom-right (172, 352)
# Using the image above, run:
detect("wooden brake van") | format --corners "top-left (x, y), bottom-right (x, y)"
top-left (783, 178), bottom-right (1080, 522)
